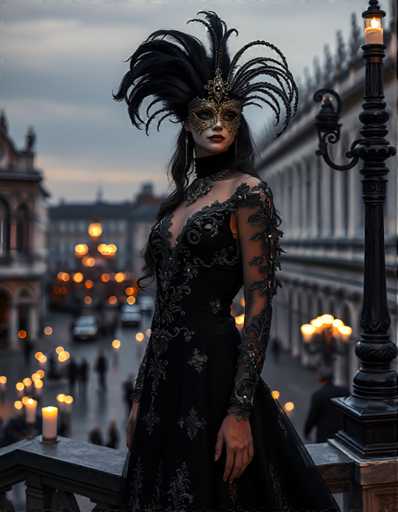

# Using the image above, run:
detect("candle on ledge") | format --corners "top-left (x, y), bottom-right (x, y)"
top-left (42, 406), bottom-right (58, 442)
top-left (0, 376), bottom-right (7, 393)
top-left (25, 398), bottom-right (38, 424)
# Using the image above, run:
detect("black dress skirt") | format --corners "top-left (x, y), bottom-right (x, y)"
top-left (123, 176), bottom-right (341, 512)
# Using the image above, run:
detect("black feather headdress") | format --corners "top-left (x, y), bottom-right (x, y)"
top-left (113, 10), bottom-right (298, 138)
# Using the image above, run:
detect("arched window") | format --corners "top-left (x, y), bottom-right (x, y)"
top-left (16, 203), bottom-right (31, 255)
top-left (0, 197), bottom-right (10, 258)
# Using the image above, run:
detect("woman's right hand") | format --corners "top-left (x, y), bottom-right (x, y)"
top-left (126, 400), bottom-right (140, 451)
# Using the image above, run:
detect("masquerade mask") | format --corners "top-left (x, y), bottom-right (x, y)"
top-left (188, 97), bottom-right (242, 135)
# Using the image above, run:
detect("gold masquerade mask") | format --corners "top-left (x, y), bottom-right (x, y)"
top-left (188, 68), bottom-right (242, 135)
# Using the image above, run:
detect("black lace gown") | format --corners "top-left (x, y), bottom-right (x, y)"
top-left (124, 149), bottom-right (341, 512)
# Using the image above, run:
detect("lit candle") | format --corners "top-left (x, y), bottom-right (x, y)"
top-left (33, 378), bottom-right (44, 396)
top-left (63, 395), bottom-right (74, 414)
top-left (25, 398), bottom-right (38, 424)
top-left (364, 17), bottom-right (383, 45)
top-left (42, 406), bottom-right (58, 442)
top-left (0, 376), bottom-right (7, 393)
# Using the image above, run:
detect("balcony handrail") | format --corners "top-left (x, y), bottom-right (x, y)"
top-left (0, 436), bottom-right (354, 511)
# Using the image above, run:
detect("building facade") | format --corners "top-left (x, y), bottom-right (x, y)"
top-left (47, 182), bottom-right (163, 287)
top-left (0, 110), bottom-right (50, 350)
top-left (257, 10), bottom-right (397, 387)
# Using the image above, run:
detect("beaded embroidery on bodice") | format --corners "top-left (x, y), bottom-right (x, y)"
top-left (165, 171), bottom-right (242, 250)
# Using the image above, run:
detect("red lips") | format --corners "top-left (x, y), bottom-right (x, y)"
top-left (208, 135), bottom-right (225, 142)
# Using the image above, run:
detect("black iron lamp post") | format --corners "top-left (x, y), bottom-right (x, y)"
top-left (313, 0), bottom-right (397, 459)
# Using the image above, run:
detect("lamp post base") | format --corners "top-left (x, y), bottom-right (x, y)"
top-left (331, 396), bottom-right (398, 459)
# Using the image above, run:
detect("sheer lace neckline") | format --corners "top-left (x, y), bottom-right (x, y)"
top-left (163, 180), bottom-right (264, 253)
top-left (194, 145), bottom-right (235, 179)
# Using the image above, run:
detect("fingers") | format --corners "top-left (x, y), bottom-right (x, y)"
top-left (236, 447), bottom-right (251, 479)
top-left (229, 449), bottom-right (244, 482)
top-left (227, 442), bottom-right (254, 482)
top-left (223, 447), bottom-right (235, 482)
top-left (214, 430), bottom-right (224, 461)
top-left (126, 418), bottom-right (137, 450)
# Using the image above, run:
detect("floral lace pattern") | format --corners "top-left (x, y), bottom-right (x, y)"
top-left (126, 174), bottom-right (340, 512)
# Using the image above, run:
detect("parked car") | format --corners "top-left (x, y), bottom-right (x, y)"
top-left (72, 315), bottom-right (99, 341)
top-left (120, 304), bottom-right (142, 327)
top-left (139, 295), bottom-right (154, 315)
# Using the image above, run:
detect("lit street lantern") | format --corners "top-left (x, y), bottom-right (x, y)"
top-left (313, 0), bottom-right (397, 459)
top-left (300, 314), bottom-right (352, 368)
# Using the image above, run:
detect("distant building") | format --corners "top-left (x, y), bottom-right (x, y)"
top-left (257, 7), bottom-right (397, 386)
top-left (0, 110), bottom-right (50, 350)
top-left (47, 182), bottom-right (163, 286)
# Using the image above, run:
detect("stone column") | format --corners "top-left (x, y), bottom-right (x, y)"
top-left (334, 169), bottom-right (346, 239)
top-left (300, 158), bottom-right (310, 239)
top-left (30, 304), bottom-right (38, 341)
top-left (297, 164), bottom-right (303, 239)
top-left (9, 303), bottom-right (18, 351)
top-left (287, 170), bottom-right (293, 239)
top-left (321, 161), bottom-right (333, 238)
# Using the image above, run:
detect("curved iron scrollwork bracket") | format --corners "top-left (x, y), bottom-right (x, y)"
top-left (313, 88), bottom-right (362, 172)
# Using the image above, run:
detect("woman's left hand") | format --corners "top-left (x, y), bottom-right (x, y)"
top-left (214, 414), bottom-right (254, 483)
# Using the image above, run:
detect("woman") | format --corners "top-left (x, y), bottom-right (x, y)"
top-left (113, 11), bottom-right (340, 512)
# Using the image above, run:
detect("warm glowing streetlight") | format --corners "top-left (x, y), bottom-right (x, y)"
top-left (88, 222), bottom-right (103, 238)
top-left (364, 15), bottom-right (383, 44)
top-left (74, 243), bottom-right (89, 257)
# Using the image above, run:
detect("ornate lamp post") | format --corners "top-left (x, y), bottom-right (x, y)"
top-left (313, 0), bottom-right (397, 459)
top-left (300, 314), bottom-right (352, 369)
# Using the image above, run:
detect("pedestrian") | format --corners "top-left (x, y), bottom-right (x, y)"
top-left (88, 427), bottom-right (103, 446)
top-left (106, 419), bottom-right (120, 449)
top-left (270, 336), bottom-right (281, 364)
top-left (122, 374), bottom-right (135, 416)
top-left (67, 356), bottom-right (79, 394)
top-left (78, 358), bottom-right (89, 392)
top-left (0, 415), bottom-right (27, 447)
top-left (47, 352), bottom-right (59, 380)
top-left (22, 338), bottom-right (34, 368)
top-left (304, 366), bottom-right (350, 443)
top-left (94, 349), bottom-right (108, 391)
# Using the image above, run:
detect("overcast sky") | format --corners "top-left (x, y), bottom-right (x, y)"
top-left (1, 0), bottom-right (385, 205)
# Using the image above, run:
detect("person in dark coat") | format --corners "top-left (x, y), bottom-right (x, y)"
top-left (122, 374), bottom-right (135, 416)
top-left (67, 356), bottom-right (79, 394)
top-left (78, 358), bottom-right (89, 390)
top-left (88, 427), bottom-right (103, 446)
top-left (0, 415), bottom-right (28, 447)
top-left (22, 338), bottom-right (34, 368)
top-left (304, 367), bottom-right (350, 443)
top-left (106, 419), bottom-right (120, 449)
top-left (47, 352), bottom-right (59, 380)
top-left (94, 349), bottom-right (108, 390)
top-left (270, 336), bottom-right (281, 364)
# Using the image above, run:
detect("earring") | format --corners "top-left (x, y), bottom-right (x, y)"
top-left (185, 131), bottom-right (189, 167)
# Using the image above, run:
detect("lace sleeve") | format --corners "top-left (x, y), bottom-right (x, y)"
top-left (131, 342), bottom-right (150, 402)
top-left (227, 177), bottom-right (284, 419)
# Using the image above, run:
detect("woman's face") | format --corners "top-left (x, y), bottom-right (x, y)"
top-left (185, 98), bottom-right (242, 157)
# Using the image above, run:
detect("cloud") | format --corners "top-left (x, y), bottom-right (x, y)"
top-left (0, 0), bottom-right (370, 203)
